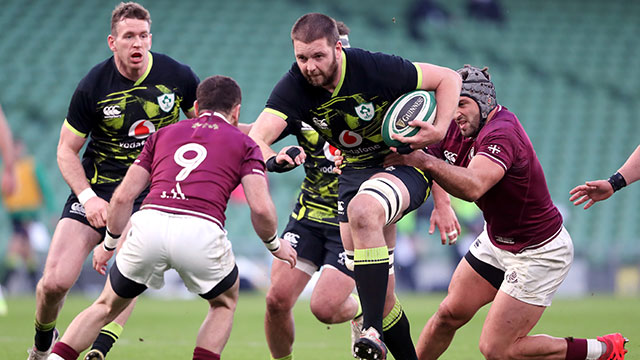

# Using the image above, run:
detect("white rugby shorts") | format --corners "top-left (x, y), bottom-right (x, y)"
top-left (116, 209), bottom-right (236, 295)
top-left (468, 226), bottom-right (573, 306)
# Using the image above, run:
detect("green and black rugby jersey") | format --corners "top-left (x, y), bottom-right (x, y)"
top-left (64, 51), bottom-right (199, 185)
top-left (265, 47), bottom-right (422, 169)
top-left (278, 120), bottom-right (340, 226)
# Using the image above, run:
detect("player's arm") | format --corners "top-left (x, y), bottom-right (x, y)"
top-left (400, 63), bottom-right (461, 149)
top-left (93, 164), bottom-right (150, 274)
top-left (384, 149), bottom-right (504, 202)
top-left (248, 110), bottom-right (305, 170)
top-left (429, 182), bottom-right (461, 245)
top-left (617, 145), bottom-right (640, 186)
top-left (249, 110), bottom-right (289, 159)
top-left (0, 105), bottom-right (16, 196)
top-left (241, 173), bottom-right (296, 267)
top-left (238, 122), bottom-right (253, 135)
top-left (57, 122), bottom-right (109, 227)
top-left (184, 108), bottom-right (197, 119)
top-left (107, 164), bottom-right (150, 235)
top-left (570, 144), bottom-right (640, 209)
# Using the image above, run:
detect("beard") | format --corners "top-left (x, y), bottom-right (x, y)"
top-left (303, 55), bottom-right (339, 88)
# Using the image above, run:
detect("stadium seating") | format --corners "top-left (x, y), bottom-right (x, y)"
top-left (0, 0), bottom-right (638, 271)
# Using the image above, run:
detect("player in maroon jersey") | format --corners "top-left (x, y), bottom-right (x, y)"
top-left (47, 75), bottom-right (296, 360)
top-left (385, 65), bottom-right (627, 360)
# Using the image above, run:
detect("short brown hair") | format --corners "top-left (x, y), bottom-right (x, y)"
top-left (111, 2), bottom-right (151, 35)
top-left (196, 76), bottom-right (242, 115)
top-left (336, 21), bottom-right (350, 36)
top-left (291, 13), bottom-right (339, 46)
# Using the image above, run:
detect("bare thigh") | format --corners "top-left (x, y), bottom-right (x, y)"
top-left (41, 218), bottom-right (102, 290)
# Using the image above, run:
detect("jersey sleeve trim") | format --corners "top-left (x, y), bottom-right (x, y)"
top-left (263, 108), bottom-right (288, 121)
top-left (413, 62), bottom-right (423, 90)
top-left (477, 152), bottom-right (508, 172)
top-left (63, 119), bottom-right (87, 138)
top-left (133, 51), bottom-right (154, 86)
top-left (332, 49), bottom-right (348, 97)
top-left (252, 168), bottom-right (265, 176)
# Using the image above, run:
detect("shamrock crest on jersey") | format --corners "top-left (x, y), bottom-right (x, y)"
top-left (355, 102), bottom-right (374, 121)
top-left (157, 92), bottom-right (175, 112)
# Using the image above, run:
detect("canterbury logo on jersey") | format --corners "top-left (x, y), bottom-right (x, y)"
top-left (102, 105), bottom-right (122, 119)
top-left (312, 117), bottom-right (329, 129)
top-left (283, 232), bottom-right (300, 247)
top-left (443, 150), bottom-right (457, 164)
top-left (70, 202), bottom-right (86, 216)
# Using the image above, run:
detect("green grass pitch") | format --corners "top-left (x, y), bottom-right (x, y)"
top-left (1, 293), bottom-right (637, 359)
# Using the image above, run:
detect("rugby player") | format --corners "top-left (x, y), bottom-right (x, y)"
top-left (385, 65), bottom-right (628, 360)
top-left (29, 3), bottom-right (199, 359)
top-left (47, 75), bottom-right (296, 360)
top-left (249, 12), bottom-right (461, 359)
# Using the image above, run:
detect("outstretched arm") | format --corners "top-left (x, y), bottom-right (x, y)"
top-left (249, 110), bottom-right (305, 169)
top-left (242, 173), bottom-right (297, 267)
top-left (617, 145), bottom-right (640, 186)
top-left (570, 145), bottom-right (640, 209)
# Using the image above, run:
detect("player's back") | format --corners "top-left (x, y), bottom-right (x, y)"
top-left (136, 112), bottom-right (265, 227)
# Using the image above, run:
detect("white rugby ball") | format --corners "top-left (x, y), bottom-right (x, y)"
top-left (381, 90), bottom-right (437, 147)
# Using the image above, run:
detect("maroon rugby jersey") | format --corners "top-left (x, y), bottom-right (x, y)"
top-left (426, 106), bottom-right (563, 253)
top-left (134, 112), bottom-right (266, 228)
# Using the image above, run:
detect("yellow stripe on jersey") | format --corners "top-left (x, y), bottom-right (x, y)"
top-left (331, 49), bottom-right (348, 98)
top-left (413, 62), bottom-right (423, 90)
top-left (63, 119), bottom-right (87, 138)
top-left (90, 162), bottom-right (99, 184)
top-left (412, 167), bottom-right (432, 202)
top-left (263, 108), bottom-right (288, 120)
top-left (133, 51), bottom-right (154, 86)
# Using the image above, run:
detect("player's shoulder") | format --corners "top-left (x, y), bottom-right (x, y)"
top-left (150, 51), bottom-right (188, 67)
top-left (76, 57), bottom-right (115, 91)
top-left (481, 106), bottom-right (523, 139)
top-left (150, 51), bottom-right (198, 78)
top-left (345, 47), bottom-right (407, 65)
top-left (272, 63), bottom-right (310, 100)
top-left (487, 105), bottom-right (520, 132)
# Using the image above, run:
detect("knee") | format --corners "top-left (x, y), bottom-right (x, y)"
top-left (309, 299), bottom-right (336, 324)
top-left (265, 289), bottom-right (295, 314)
top-left (478, 341), bottom-right (509, 360)
top-left (347, 196), bottom-right (384, 231)
top-left (478, 332), bottom-right (518, 360)
top-left (432, 301), bottom-right (472, 331)
top-left (38, 274), bottom-right (72, 300)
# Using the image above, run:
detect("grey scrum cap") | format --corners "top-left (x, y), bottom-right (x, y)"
top-left (457, 64), bottom-right (497, 121)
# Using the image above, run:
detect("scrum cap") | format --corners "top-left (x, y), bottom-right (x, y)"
top-left (457, 64), bottom-right (497, 121)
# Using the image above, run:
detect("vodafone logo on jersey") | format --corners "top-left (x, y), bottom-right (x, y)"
top-left (338, 130), bottom-right (362, 148)
top-left (128, 120), bottom-right (156, 139)
top-left (323, 142), bottom-right (340, 161)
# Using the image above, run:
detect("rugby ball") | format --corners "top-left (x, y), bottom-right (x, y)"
top-left (381, 90), bottom-right (437, 147)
